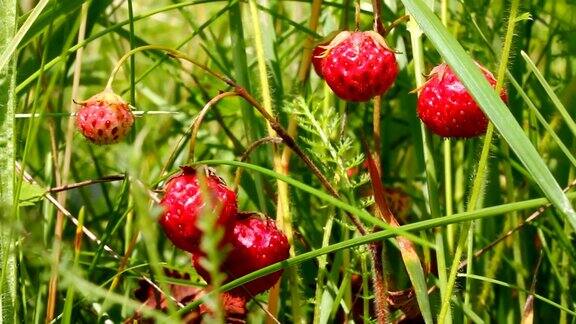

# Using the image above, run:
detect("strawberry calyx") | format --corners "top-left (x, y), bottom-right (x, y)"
top-left (75, 88), bottom-right (127, 108)
top-left (319, 31), bottom-right (394, 58)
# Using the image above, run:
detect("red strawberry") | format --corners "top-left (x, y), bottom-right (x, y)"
top-left (193, 213), bottom-right (290, 298)
top-left (159, 167), bottom-right (237, 253)
top-left (417, 62), bottom-right (508, 138)
top-left (321, 31), bottom-right (398, 102)
top-left (312, 44), bottom-right (326, 78)
top-left (75, 90), bottom-right (134, 145)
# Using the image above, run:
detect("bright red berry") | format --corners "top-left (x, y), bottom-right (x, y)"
top-left (193, 213), bottom-right (290, 298)
top-left (417, 62), bottom-right (508, 138)
top-left (321, 31), bottom-right (398, 102)
top-left (312, 44), bottom-right (326, 79)
top-left (159, 167), bottom-right (238, 253)
top-left (75, 90), bottom-right (134, 145)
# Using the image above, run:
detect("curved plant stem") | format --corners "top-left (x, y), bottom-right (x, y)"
top-left (437, 0), bottom-right (520, 322)
top-left (105, 45), bottom-right (343, 221)
top-left (188, 91), bottom-right (238, 162)
top-left (385, 15), bottom-right (410, 35)
top-left (105, 44), bottom-right (235, 91)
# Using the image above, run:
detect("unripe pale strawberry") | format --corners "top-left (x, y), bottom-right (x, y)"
top-left (75, 90), bottom-right (134, 145)
top-left (417, 62), bottom-right (508, 138)
top-left (193, 213), bottom-right (290, 298)
top-left (159, 167), bottom-right (238, 253)
top-left (321, 31), bottom-right (398, 102)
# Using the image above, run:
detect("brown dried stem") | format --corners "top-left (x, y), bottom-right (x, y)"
top-left (48, 174), bottom-right (125, 193)
top-left (371, 0), bottom-right (386, 35)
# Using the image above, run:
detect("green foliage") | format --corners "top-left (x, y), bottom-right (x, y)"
top-left (285, 97), bottom-right (365, 189)
top-left (5, 0), bottom-right (576, 323)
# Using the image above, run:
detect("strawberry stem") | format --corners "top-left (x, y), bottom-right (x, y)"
top-left (371, 0), bottom-right (386, 35)
top-left (105, 45), bottom-right (235, 91)
top-left (354, 0), bottom-right (361, 31)
top-left (188, 91), bottom-right (238, 163)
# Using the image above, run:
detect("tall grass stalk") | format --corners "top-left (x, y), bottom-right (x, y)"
top-left (439, 0), bottom-right (521, 322)
top-left (247, 1), bottom-right (302, 322)
top-left (0, 0), bottom-right (17, 322)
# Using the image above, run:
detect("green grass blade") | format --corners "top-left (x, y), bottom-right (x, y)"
top-left (521, 51), bottom-right (576, 139)
top-left (228, 1), bottom-right (268, 212)
top-left (61, 208), bottom-right (85, 324)
top-left (366, 153), bottom-right (433, 323)
top-left (18, 0), bottom-right (87, 48)
top-left (0, 0), bottom-right (18, 321)
top-left (460, 274), bottom-right (576, 316)
top-left (400, 0), bottom-right (576, 232)
top-left (15, 0), bottom-right (226, 94)
top-left (176, 189), bottom-right (576, 316)
top-left (0, 0), bottom-right (49, 72)
top-left (400, 245), bottom-right (434, 323)
top-left (194, 159), bottom-right (433, 246)
top-left (507, 71), bottom-right (576, 168)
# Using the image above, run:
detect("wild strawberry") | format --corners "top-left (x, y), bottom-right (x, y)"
top-left (159, 167), bottom-right (238, 253)
top-left (193, 213), bottom-right (290, 298)
top-left (312, 44), bottom-right (326, 78)
top-left (321, 31), bottom-right (398, 102)
top-left (417, 62), bottom-right (508, 138)
top-left (75, 90), bottom-right (134, 145)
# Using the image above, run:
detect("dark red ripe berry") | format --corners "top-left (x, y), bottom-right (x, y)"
top-left (321, 31), bottom-right (399, 102)
top-left (193, 213), bottom-right (290, 298)
top-left (312, 44), bottom-right (326, 78)
top-left (417, 62), bottom-right (508, 138)
top-left (75, 90), bottom-right (134, 145)
top-left (159, 167), bottom-right (237, 253)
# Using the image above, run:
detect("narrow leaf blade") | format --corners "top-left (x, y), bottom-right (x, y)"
top-left (401, 0), bottom-right (576, 231)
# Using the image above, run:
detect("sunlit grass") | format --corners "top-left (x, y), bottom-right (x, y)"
top-left (2, 0), bottom-right (575, 323)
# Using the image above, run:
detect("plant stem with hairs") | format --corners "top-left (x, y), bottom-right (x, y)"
top-left (0, 0), bottom-right (17, 322)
